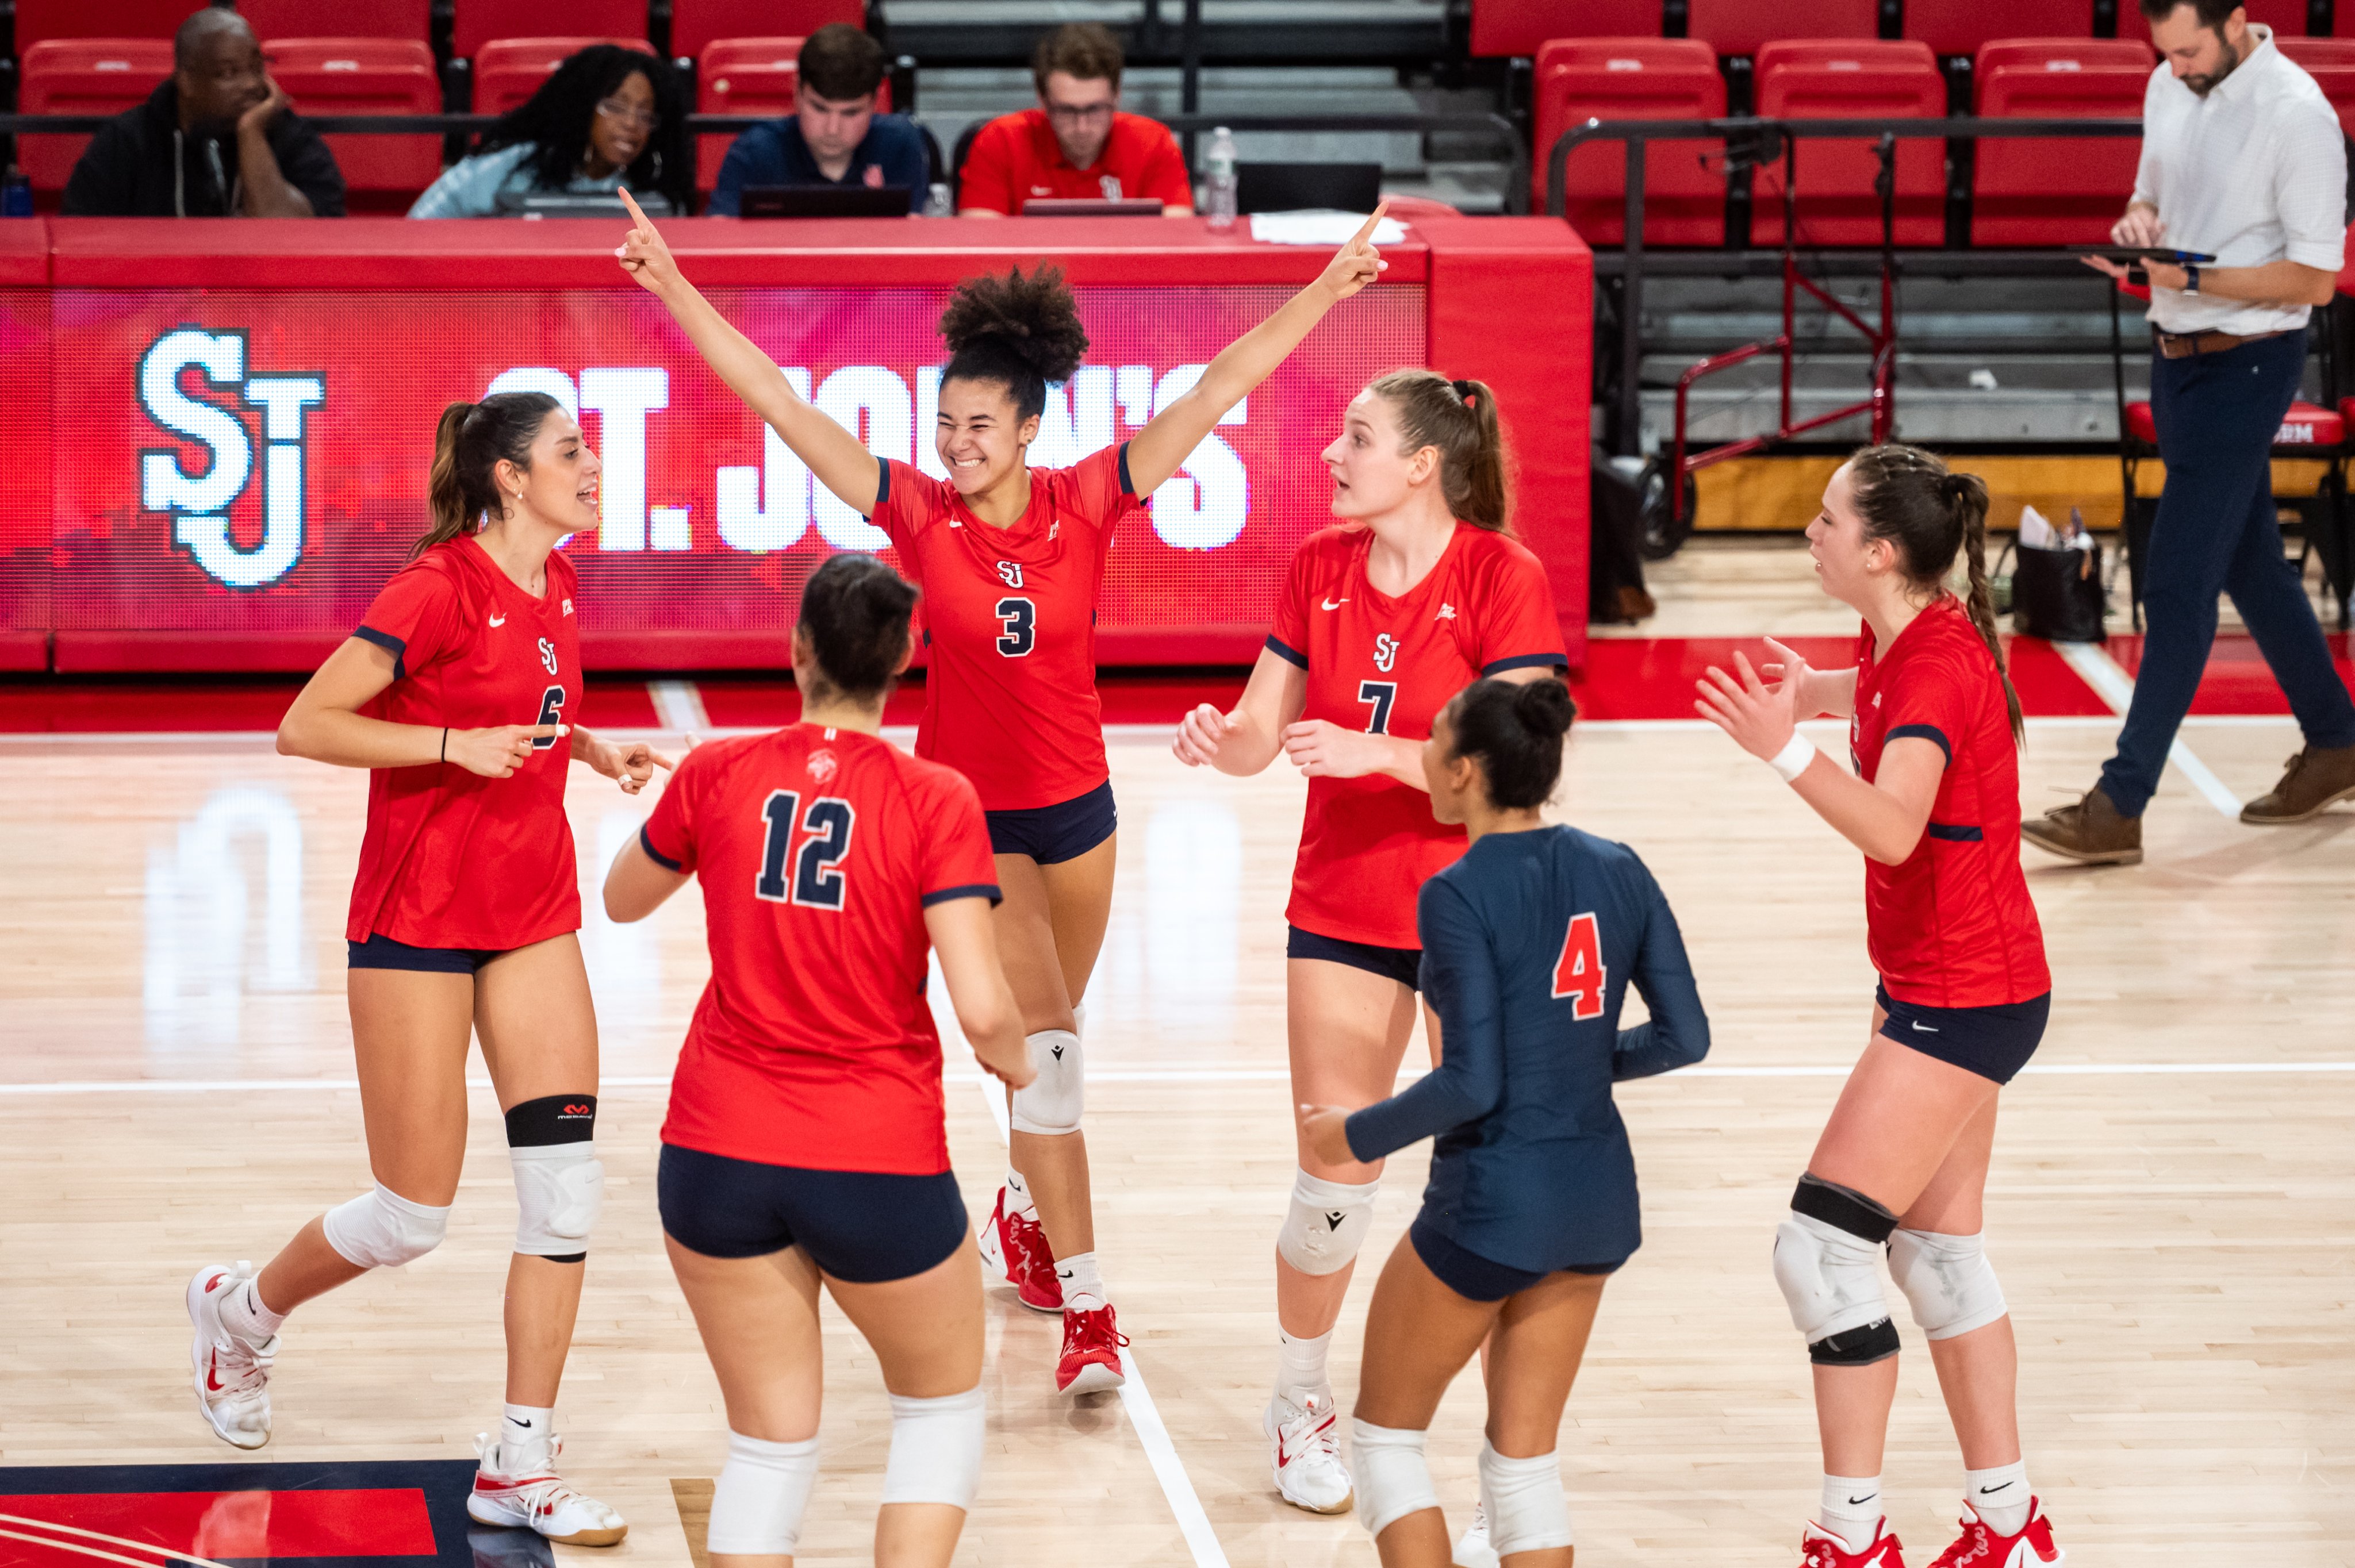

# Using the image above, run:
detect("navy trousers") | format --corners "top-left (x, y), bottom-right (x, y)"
top-left (2099, 329), bottom-right (2355, 816)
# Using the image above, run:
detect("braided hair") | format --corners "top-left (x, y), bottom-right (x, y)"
top-left (472, 45), bottom-right (691, 216)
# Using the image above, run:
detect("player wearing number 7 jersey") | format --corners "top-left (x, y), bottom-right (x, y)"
top-left (1171, 371), bottom-right (1568, 1516)
top-left (616, 187), bottom-right (1395, 1396)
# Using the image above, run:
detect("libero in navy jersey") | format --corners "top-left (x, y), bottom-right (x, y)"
top-left (1302, 678), bottom-right (1706, 1568)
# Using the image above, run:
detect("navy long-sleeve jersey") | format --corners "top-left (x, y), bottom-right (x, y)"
top-left (1345, 825), bottom-right (1709, 1274)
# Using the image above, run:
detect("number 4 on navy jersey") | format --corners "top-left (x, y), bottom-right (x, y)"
top-left (754, 790), bottom-right (858, 909)
top-left (1552, 912), bottom-right (1606, 1020)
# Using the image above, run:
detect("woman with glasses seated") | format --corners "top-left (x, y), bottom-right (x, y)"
top-left (411, 44), bottom-right (690, 219)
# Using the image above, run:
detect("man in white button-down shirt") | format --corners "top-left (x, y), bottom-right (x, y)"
top-left (2027, 0), bottom-right (2355, 866)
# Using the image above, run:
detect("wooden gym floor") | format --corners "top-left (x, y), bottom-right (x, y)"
top-left (2, 554), bottom-right (2350, 1567)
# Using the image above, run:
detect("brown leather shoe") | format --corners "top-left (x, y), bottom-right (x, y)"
top-left (2240, 743), bottom-right (2355, 824)
top-left (2021, 785), bottom-right (2143, 865)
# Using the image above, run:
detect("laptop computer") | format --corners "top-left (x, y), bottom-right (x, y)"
top-left (739, 186), bottom-right (914, 218)
top-left (1021, 198), bottom-right (1167, 217)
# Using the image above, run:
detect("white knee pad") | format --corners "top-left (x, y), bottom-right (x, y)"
top-left (1277, 1169), bottom-right (1379, 1277)
top-left (1889, 1228), bottom-right (2008, 1341)
top-left (321, 1183), bottom-right (450, 1270)
top-left (1349, 1419), bottom-right (1437, 1539)
top-left (706, 1429), bottom-right (819, 1556)
top-left (1479, 1442), bottom-right (1575, 1557)
top-left (511, 1142), bottom-right (605, 1257)
top-left (879, 1386), bottom-right (986, 1509)
top-left (1010, 1028), bottom-right (1083, 1135)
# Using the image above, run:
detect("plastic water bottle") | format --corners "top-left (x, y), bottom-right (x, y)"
top-left (923, 182), bottom-right (954, 218)
top-left (1, 166), bottom-right (31, 219)
top-left (1205, 126), bottom-right (1238, 229)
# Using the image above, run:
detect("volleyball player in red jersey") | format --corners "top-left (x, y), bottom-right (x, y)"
top-left (1697, 445), bottom-right (2065, 1568)
top-left (615, 189), bottom-right (1390, 1393)
top-left (1171, 371), bottom-right (1568, 1515)
top-left (183, 392), bottom-right (665, 1546)
top-left (603, 554), bottom-right (1033, 1567)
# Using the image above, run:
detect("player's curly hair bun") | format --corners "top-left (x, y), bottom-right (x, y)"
top-left (938, 264), bottom-right (1090, 423)
top-left (1448, 675), bottom-right (1577, 810)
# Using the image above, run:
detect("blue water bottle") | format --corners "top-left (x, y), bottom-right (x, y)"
top-left (1, 166), bottom-right (32, 218)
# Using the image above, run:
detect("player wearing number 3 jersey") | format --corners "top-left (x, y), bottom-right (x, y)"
top-left (185, 393), bottom-right (671, 1547)
top-left (1173, 370), bottom-right (1567, 1517)
top-left (617, 186), bottom-right (1398, 1396)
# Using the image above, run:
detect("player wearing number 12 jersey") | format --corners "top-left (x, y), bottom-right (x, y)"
top-left (617, 186), bottom-right (1397, 1395)
top-left (1173, 370), bottom-right (1567, 1516)
top-left (186, 393), bottom-right (668, 1546)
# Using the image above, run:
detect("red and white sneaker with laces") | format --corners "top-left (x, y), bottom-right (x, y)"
top-left (1799, 1519), bottom-right (1906, 1568)
top-left (1055, 1303), bottom-right (1129, 1394)
top-left (1926, 1500), bottom-right (2063, 1568)
top-left (977, 1186), bottom-right (1063, 1313)
top-left (467, 1433), bottom-right (628, 1547)
top-left (186, 1262), bottom-right (277, 1451)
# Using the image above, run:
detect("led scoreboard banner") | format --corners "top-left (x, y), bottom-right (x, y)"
top-left (0, 217), bottom-right (1593, 672)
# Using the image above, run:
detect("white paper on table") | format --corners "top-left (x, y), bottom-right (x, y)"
top-left (1246, 211), bottom-right (1410, 246)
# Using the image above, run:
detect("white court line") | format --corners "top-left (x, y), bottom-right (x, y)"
top-left (2055, 641), bottom-right (2243, 818)
top-left (646, 679), bottom-right (711, 732)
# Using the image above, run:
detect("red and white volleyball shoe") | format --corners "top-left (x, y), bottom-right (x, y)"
top-left (467, 1433), bottom-right (628, 1547)
top-left (977, 1185), bottom-right (1063, 1313)
top-left (1800, 1519), bottom-right (1907, 1568)
top-left (1264, 1390), bottom-right (1352, 1516)
top-left (1926, 1500), bottom-right (2064, 1568)
top-left (1055, 1302), bottom-right (1129, 1394)
top-left (186, 1262), bottom-right (276, 1451)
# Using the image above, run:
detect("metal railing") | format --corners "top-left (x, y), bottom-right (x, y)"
top-left (1543, 116), bottom-right (2147, 454)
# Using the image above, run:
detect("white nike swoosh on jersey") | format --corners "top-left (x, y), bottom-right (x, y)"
top-left (488, 614), bottom-right (507, 627)
top-left (1322, 598), bottom-right (1347, 611)
top-left (1912, 1021), bottom-right (1939, 1033)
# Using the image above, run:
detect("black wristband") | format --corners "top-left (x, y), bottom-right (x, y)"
top-left (440, 726), bottom-right (448, 762)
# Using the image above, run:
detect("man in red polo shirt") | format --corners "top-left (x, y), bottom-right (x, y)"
top-left (958, 23), bottom-right (1194, 216)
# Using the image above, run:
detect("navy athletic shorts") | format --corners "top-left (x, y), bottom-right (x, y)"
top-left (1876, 982), bottom-right (2050, 1086)
top-left (985, 781), bottom-right (1117, 864)
top-left (347, 932), bottom-right (505, 974)
top-left (657, 1143), bottom-right (969, 1283)
top-left (1287, 924), bottom-right (1422, 991)
top-left (1409, 1213), bottom-right (1621, 1304)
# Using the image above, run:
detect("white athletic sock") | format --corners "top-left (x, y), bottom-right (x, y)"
top-left (1819, 1474), bottom-right (1883, 1555)
top-left (501, 1404), bottom-right (557, 1470)
top-left (1965, 1460), bottom-right (2031, 1535)
top-left (1056, 1251), bottom-right (1106, 1312)
top-left (219, 1277), bottom-right (284, 1345)
top-left (1005, 1167), bottom-right (1038, 1219)
top-left (1274, 1328), bottom-right (1334, 1405)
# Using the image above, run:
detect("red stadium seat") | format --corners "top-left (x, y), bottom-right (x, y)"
top-left (1904, 0), bottom-right (2095, 57)
top-left (1973, 37), bottom-right (2154, 81)
top-left (239, 0), bottom-right (431, 41)
top-left (2280, 38), bottom-right (2355, 136)
top-left (695, 37), bottom-right (896, 191)
top-left (1471, 0), bottom-right (1663, 59)
top-left (2243, 0), bottom-right (2319, 33)
top-left (454, 1), bottom-right (649, 61)
top-left (2124, 401), bottom-right (2344, 447)
top-left (263, 39), bottom-right (441, 209)
top-left (1972, 44), bottom-right (2149, 245)
top-left (1752, 41), bottom-right (1946, 246)
top-left (1531, 38), bottom-right (1725, 244)
top-left (473, 37), bottom-right (661, 117)
top-left (17, 38), bottom-right (173, 193)
top-left (672, 0), bottom-right (864, 63)
top-left (1687, 0), bottom-right (1875, 57)
top-left (12, 0), bottom-right (205, 49)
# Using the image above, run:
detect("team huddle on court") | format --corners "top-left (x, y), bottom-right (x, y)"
top-left (178, 199), bottom-right (2065, 1568)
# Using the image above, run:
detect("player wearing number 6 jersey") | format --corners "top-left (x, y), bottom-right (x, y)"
top-left (1301, 677), bottom-right (1707, 1568)
top-left (185, 393), bottom-right (668, 1546)
top-left (1697, 445), bottom-right (2063, 1568)
top-left (603, 554), bottom-right (1034, 1568)
top-left (616, 187), bottom-right (1396, 1394)
top-left (1172, 371), bottom-right (1567, 1515)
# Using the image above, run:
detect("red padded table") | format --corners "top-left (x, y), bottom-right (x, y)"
top-left (1, 214), bottom-right (1589, 674)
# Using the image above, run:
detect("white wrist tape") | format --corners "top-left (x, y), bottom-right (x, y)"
top-left (1767, 733), bottom-right (1817, 784)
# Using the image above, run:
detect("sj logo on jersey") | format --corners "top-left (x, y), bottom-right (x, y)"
top-left (137, 327), bottom-right (325, 591)
top-left (1372, 633), bottom-right (1400, 673)
top-left (539, 637), bottom-right (559, 676)
top-left (996, 560), bottom-right (1025, 589)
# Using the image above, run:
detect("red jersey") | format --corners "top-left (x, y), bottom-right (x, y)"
top-left (1268, 523), bottom-right (1567, 950)
top-left (346, 538), bottom-right (582, 949)
top-left (956, 107), bottom-right (1194, 214)
top-left (646, 724), bottom-right (1001, 1175)
top-left (873, 445), bottom-right (1145, 812)
top-left (1850, 595), bottom-right (2050, 1008)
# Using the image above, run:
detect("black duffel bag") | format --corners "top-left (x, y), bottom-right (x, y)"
top-left (2000, 537), bottom-right (2107, 643)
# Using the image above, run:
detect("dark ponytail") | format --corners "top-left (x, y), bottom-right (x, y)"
top-left (796, 553), bottom-right (919, 705)
top-left (1848, 443), bottom-right (2024, 744)
top-left (938, 264), bottom-right (1090, 423)
top-left (420, 392), bottom-right (562, 557)
top-left (1446, 677), bottom-right (1577, 810)
top-left (1367, 368), bottom-right (1512, 531)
